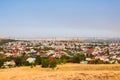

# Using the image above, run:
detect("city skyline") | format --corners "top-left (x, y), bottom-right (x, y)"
top-left (0, 0), bottom-right (120, 39)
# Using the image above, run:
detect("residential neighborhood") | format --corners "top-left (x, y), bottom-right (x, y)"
top-left (0, 38), bottom-right (120, 67)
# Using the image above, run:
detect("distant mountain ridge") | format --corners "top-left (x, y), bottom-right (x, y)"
top-left (0, 38), bottom-right (17, 45)
top-left (0, 38), bottom-right (7, 41)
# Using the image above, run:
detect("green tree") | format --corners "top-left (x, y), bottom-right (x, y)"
top-left (0, 58), bottom-right (6, 68)
top-left (41, 59), bottom-right (49, 68)
top-left (72, 53), bottom-right (86, 63)
top-left (35, 56), bottom-right (42, 65)
top-left (49, 59), bottom-right (57, 70)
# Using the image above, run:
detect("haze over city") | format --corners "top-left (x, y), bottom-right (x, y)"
top-left (0, 0), bottom-right (120, 39)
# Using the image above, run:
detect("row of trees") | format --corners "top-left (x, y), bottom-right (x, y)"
top-left (1, 53), bottom-right (118, 69)
top-left (0, 53), bottom-right (86, 69)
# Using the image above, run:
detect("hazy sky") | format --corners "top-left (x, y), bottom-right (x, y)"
top-left (0, 0), bottom-right (120, 39)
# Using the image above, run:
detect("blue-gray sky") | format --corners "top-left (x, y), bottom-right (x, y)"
top-left (0, 0), bottom-right (120, 39)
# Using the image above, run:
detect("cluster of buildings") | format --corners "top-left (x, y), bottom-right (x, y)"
top-left (0, 39), bottom-right (120, 64)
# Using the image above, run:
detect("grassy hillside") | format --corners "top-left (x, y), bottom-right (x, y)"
top-left (0, 64), bottom-right (120, 80)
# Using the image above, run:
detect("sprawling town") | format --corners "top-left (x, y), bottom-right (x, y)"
top-left (0, 38), bottom-right (120, 68)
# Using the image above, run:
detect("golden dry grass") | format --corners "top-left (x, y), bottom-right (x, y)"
top-left (0, 64), bottom-right (120, 80)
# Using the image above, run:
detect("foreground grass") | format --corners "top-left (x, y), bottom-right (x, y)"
top-left (0, 64), bottom-right (120, 80)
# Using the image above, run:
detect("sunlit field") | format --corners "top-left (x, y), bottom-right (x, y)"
top-left (0, 64), bottom-right (120, 80)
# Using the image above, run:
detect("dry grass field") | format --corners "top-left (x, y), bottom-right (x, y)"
top-left (0, 63), bottom-right (120, 80)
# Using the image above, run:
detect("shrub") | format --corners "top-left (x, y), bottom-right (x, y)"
top-left (0, 58), bottom-right (6, 68)
top-left (41, 59), bottom-right (49, 68)
top-left (41, 58), bottom-right (58, 69)
top-left (72, 53), bottom-right (86, 63)
top-left (35, 56), bottom-right (42, 65)
top-left (60, 55), bottom-right (70, 63)
top-left (88, 59), bottom-right (104, 64)
top-left (49, 59), bottom-right (57, 69)
top-left (56, 59), bottom-right (62, 64)
top-left (57, 59), bottom-right (66, 64)
top-left (56, 59), bottom-right (66, 64)
top-left (117, 60), bottom-right (120, 63)
top-left (13, 57), bottom-right (23, 66)
top-left (13, 55), bottom-right (31, 66)
top-left (61, 55), bottom-right (70, 60)
top-left (62, 59), bottom-right (66, 64)
top-left (23, 61), bottom-right (30, 66)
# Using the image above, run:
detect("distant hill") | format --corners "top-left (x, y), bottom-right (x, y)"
top-left (0, 38), bottom-right (7, 41)
top-left (0, 39), bottom-right (17, 45)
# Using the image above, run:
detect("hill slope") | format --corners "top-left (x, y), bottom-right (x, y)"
top-left (0, 64), bottom-right (120, 80)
